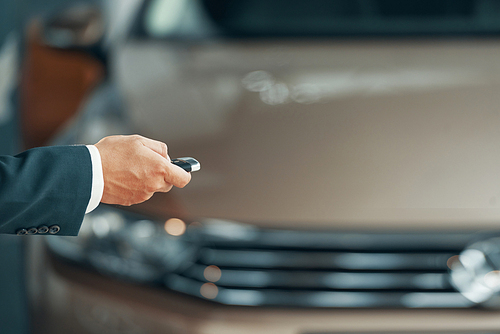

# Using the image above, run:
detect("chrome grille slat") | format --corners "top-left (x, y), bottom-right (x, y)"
top-left (201, 230), bottom-right (485, 251)
top-left (199, 249), bottom-right (455, 271)
top-left (182, 265), bottom-right (451, 290)
top-left (166, 275), bottom-right (473, 308)
top-left (163, 229), bottom-right (486, 307)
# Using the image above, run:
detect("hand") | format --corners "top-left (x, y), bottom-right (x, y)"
top-left (94, 135), bottom-right (191, 206)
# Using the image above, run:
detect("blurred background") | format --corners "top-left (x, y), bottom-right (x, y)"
top-left (6, 0), bottom-right (500, 333)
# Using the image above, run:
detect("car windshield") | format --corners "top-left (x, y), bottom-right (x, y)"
top-left (143, 0), bottom-right (500, 38)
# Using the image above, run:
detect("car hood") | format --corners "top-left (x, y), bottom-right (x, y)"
top-left (115, 39), bottom-right (500, 230)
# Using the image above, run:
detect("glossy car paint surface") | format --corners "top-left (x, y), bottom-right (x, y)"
top-left (116, 39), bottom-right (500, 229)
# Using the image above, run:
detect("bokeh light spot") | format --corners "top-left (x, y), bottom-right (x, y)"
top-left (200, 283), bottom-right (218, 299)
top-left (164, 218), bottom-right (186, 236)
top-left (204, 265), bottom-right (222, 282)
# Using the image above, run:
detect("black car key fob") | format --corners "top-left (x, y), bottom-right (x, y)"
top-left (171, 157), bottom-right (201, 172)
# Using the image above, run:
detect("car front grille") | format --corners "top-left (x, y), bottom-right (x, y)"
top-left (45, 207), bottom-right (498, 308)
top-left (165, 228), bottom-right (490, 308)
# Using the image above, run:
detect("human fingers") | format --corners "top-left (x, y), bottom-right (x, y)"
top-left (164, 161), bottom-right (192, 189)
top-left (136, 135), bottom-right (169, 159)
top-left (135, 137), bottom-right (192, 189)
top-left (156, 183), bottom-right (174, 193)
top-left (139, 146), bottom-right (191, 190)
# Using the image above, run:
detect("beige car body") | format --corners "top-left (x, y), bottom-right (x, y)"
top-left (117, 39), bottom-right (500, 230)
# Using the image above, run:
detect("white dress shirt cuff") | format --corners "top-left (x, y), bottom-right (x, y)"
top-left (85, 145), bottom-right (104, 214)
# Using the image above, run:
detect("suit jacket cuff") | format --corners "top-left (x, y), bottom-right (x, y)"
top-left (0, 145), bottom-right (93, 236)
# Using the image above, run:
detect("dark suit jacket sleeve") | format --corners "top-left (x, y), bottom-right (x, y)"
top-left (0, 145), bottom-right (92, 236)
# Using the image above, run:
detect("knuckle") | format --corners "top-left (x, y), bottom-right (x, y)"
top-left (120, 189), bottom-right (151, 206)
top-left (160, 165), bottom-right (171, 178)
top-left (144, 184), bottom-right (157, 194)
top-left (130, 134), bottom-right (142, 144)
top-left (146, 179), bottom-right (164, 193)
top-left (140, 191), bottom-right (153, 203)
top-left (128, 192), bottom-right (151, 205)
top-left (122, 199), bottom-right (133, 207)
top-left (120, 191), bottom-right (135, 206)
top-left (161, 142), bottom-right (168, 156)
top-left (157, 179), bottom-right (167, 190)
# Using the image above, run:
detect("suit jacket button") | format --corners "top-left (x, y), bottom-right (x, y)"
top-left (48, 225), bottom-right (61, 234)
top-left (37, 226), bottom-right (49, 234)
top-left (27, 227), bottom-right (38, 235)
top-left (16, 229), bottom-right (28, 236)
